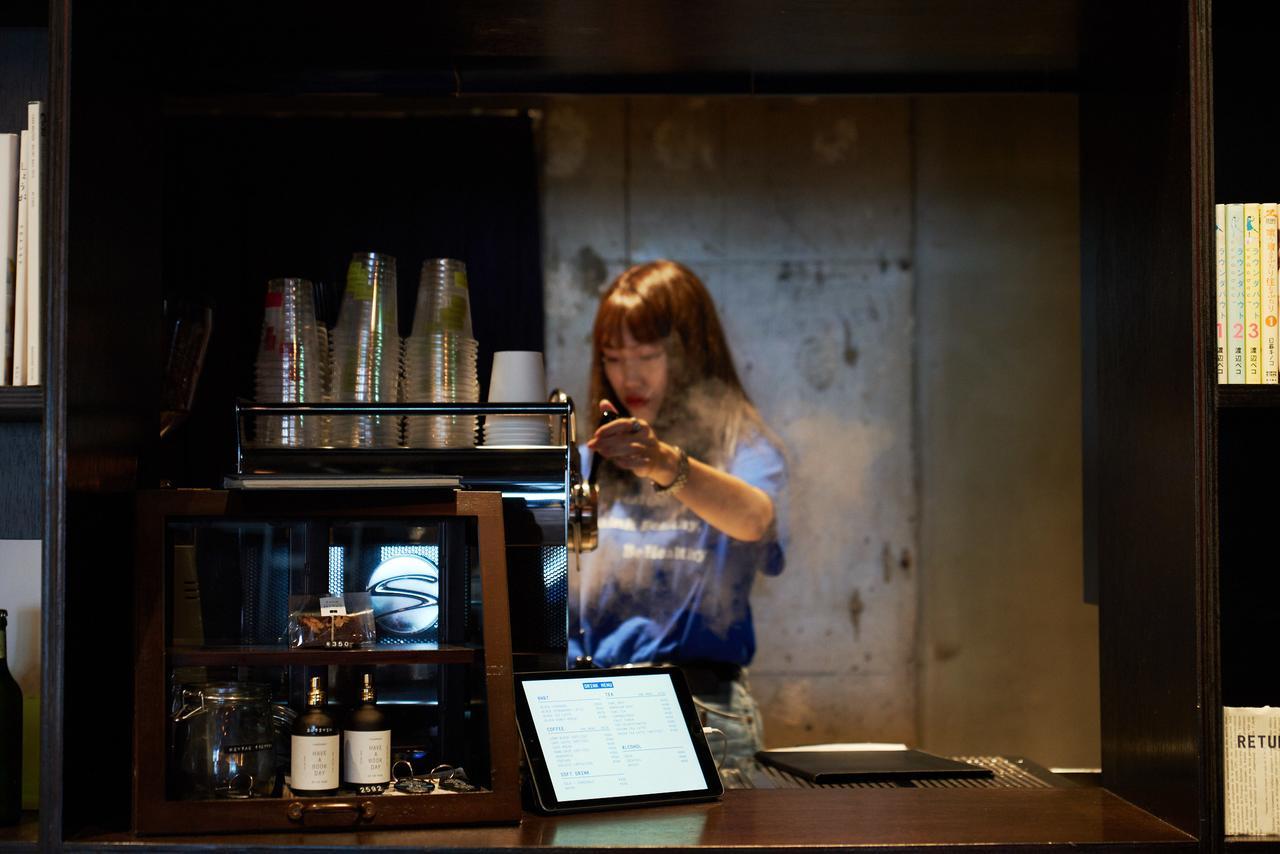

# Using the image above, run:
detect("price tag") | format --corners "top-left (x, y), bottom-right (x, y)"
top-left (319, 596), bottom-right (347, 616)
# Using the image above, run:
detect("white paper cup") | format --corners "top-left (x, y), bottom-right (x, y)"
top-left (482, 413), bottom-right (551, 446)
top-left (487, 351), bottom-right (545, 402)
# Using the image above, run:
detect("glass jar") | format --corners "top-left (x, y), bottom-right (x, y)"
top-left (172, 682), bottom-right (277, 799)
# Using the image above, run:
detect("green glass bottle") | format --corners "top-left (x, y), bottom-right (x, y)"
top-left (0, 610), bottom-right (23, 825)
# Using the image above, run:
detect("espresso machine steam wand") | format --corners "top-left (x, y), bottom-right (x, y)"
top-left (549, 389), bottom-right (600, 553)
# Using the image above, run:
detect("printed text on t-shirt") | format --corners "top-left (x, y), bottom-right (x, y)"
top-left (600, 517), bottom-right (702, 534)
top-left (620, 543), bottom-right (708, 563)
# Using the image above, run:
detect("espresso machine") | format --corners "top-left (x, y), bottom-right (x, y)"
top-left (228, 394), bottom-right (598, 672)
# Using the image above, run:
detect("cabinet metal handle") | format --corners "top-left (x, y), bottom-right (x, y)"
top-left (286, 800), bottom-right (377, 822)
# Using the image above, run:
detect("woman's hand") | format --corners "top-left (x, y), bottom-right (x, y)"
top-left (588, 400), bottom-right (774, 541)
top-left (586, 400), bottom-right (680, 487)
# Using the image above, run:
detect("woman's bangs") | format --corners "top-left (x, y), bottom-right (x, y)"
top-left (595, 290), bottom-right (668, 349)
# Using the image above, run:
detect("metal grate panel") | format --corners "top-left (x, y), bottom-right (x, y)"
top-left (728, 755), bottom-right (1064, 790)
top-left (540, 545), bottom-right (569, 647)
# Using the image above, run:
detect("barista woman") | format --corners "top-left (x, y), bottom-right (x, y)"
top-left (571, 260), bottom-right (788, 771)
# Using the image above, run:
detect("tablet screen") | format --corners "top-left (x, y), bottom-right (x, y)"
top-left (514, 667), bottom-right (722, 812)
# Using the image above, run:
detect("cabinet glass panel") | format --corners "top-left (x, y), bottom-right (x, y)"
top-left (328, 520), bottom-right (448, 646)
top-left (167, 521), bottom-right (306, 647)
top-left (165, 518), bottom-right (479, 649)
top-left (166, 663), bottom-right (492, 801)
top-left (160, 515), bottom-right (490, 803)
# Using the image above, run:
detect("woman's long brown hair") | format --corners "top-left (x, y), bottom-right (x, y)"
top-left (589, 260), bottom-right (763, 465)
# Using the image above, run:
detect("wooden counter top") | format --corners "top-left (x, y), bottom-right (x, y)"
top-left (68, 788), bottom-right (1195, 852)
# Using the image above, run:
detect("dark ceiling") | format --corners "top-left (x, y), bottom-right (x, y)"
top-left (148, 0), bottom-right (1080, 94)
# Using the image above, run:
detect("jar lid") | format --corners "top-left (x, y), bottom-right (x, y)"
top-left (183, 681), bottom-right (272, 703)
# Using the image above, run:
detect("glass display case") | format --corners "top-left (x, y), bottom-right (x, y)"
top-left (132, 488), bottom-right (520, 833)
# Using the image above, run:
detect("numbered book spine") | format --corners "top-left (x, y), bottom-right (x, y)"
top-left (1217, 204), bottom-right (1228, 383)
top-left (1264, 204), bottom-right (1279, 383)
top-left (24, 102), bottom-right (42, 387)
top-left (0, 135), bottom-right (16, 386)
top-left (1246, 203), bottom-right (1262, 383)
top-left (1228, 203), bottom-right (1247, 383)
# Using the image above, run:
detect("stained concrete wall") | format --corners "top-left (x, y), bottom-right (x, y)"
top-left (540, 95), bottom-right (1097, 766)
top-left (915, 96), bottom-right (1098, 767)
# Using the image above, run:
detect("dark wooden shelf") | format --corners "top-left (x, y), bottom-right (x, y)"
top-left (0, 811), bottom-right (39, 851)
top-left (168, 643), bottom-right (480, 667)
top-left (1216, 385), bottom-right (1280, 408)
top-left (0, 387), bottom-right (41, 421)
top-left (1227, 839), bottom-right (1280, 848)
top-left (0, 3), bottom-right (46, 29)
top-left (148, 1), bottom-right (1079, 100)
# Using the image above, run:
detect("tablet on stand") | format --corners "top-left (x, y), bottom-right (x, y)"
top-left (513, 666), bottom-right (724, 814)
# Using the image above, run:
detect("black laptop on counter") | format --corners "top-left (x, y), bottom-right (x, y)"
top-left (754, 747), bottom-right (993, 784)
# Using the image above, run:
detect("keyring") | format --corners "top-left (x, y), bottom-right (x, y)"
top-left (429, 765), bottom-right (479, 792)
top-left (227, 772), bottom-right (255, 799)
top-left (392, 760), bottom-right (436, 794)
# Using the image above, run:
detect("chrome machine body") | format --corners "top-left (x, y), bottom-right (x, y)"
top-left (232, 395), bottom-right (599, 672)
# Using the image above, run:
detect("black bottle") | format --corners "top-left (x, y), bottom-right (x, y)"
top-left (342, 672), bottom-right (391, 792)
top-left (290, 676), bottom-right (339, 796)
top-left (0, 610), bottom-right (21, 825)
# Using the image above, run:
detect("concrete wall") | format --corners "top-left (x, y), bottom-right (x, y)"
top-left (915, 96), bottom-right (1098, 767)
top-left (540, 95), bottom-right (1097, 766)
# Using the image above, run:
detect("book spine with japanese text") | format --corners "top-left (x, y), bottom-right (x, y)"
top-left (1245, 203), bottom-right (1262, 383)
top-left (1228, 203), bottom-right (1247, 383)
top-left (1263, 203), bottom-right (1279, 383)
top-left (1217, 204), bottom-right (1228, 383)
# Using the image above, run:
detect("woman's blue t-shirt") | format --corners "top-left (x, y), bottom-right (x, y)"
top-left (570, 429), bottom-right (788, 668)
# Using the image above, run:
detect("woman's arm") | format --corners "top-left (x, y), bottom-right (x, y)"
top-left (587, 407), bottom-right (775, 542)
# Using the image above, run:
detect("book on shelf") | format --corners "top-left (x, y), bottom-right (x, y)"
top-left (0, 134), bottom-right (16, 387)
top-left (1264, 204), bottom-right (1279, 383)
top-left (1227, 203), bottom-right (1246, 383)
top-left (1245, 203), bottom-right (1261, 383)
top-left (3, 102), bottom-right (44, 388)
top-left (1216, 201), bottom-right (1280, 384)
top-left (12, 129), bottom-right (27, 387)
top-left (1217, 204), bottom-right (1227, 383)
top-left (1224, 706), bottom-right (1280, 836)
top-left (24, 101), bottom-right (42, 388)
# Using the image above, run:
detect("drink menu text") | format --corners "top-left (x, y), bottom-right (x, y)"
top-left (522, 674), bottom-right (707, 801)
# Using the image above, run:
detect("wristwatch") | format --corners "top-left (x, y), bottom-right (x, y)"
top-left (653, 445), bottom-right (689, 494)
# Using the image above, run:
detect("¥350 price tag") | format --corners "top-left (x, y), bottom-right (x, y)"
top-left (319, 596), bottom-right (348, 617)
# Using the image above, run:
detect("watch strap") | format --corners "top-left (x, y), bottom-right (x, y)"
top-left (653, 445), bottom-right (690, 494)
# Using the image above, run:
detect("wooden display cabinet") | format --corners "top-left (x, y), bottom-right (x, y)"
top-left (131, 488), bottom-right (520, 834)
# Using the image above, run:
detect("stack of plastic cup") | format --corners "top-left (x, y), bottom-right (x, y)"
top-left (311, 280), bottom-right (335, 447)
top-left (482, 351), bottom-right (551, 445)
top-left (331, 252), bottom-right (401, 448)
top-left (416, 258), bottom-right (473, 336)
top-left (403, 259), bottom-right (479, 448)
top-left (253, 278), bottom-right (322, 447)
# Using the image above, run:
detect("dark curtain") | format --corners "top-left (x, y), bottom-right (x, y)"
top-left (160, 113), bottom-right (544, 485)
